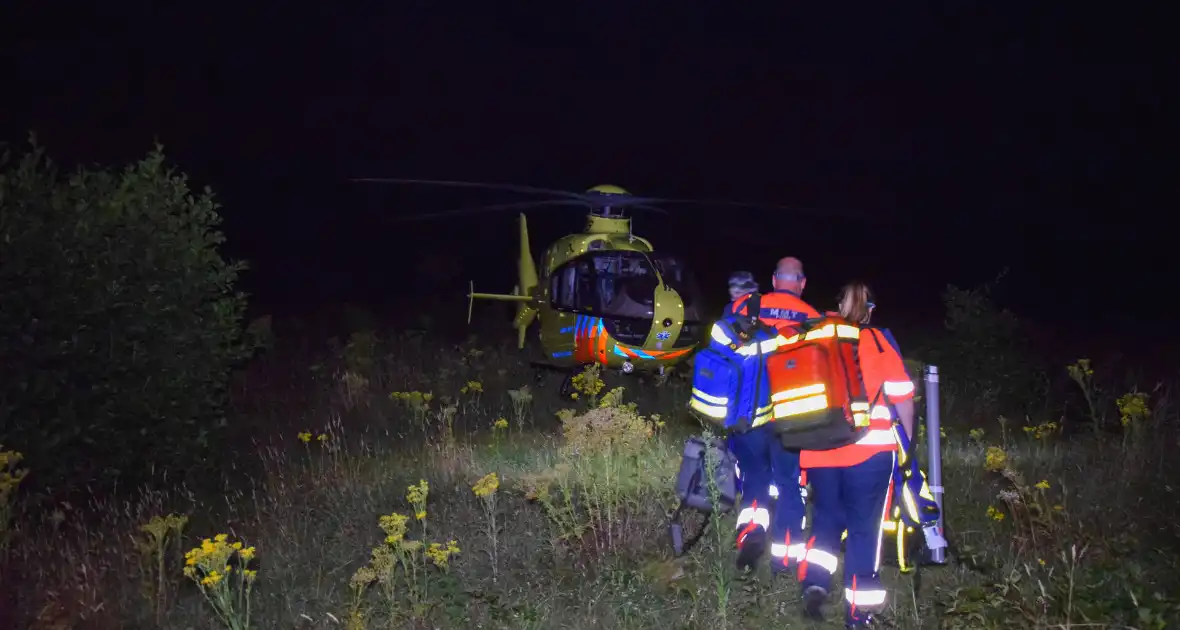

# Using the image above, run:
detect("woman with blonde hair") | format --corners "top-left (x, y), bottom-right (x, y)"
top-left (794, 281), bottom-right (916, 627)
top-left (836, 281), bottom-right (875, 325)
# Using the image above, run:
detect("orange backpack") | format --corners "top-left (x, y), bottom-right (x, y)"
top-left (765, 315), bottom-right (873, 450)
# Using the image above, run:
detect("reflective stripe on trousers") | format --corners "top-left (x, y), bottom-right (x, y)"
top-left (729, 425), bottom-right (806, 559)
top-left (798, 450), bottom-right (896, 624)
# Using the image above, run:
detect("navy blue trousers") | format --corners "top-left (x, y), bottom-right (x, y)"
top-left (800, 450), bottom-right (896, 624)
top-left (728, 425), bottom-right (806, 566)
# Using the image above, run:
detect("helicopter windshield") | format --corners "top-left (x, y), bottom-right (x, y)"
top-left (551, 251), bottom-right (660, 318)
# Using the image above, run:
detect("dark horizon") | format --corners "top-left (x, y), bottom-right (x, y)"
top-left (3, 4), bottom-right (1172, 354)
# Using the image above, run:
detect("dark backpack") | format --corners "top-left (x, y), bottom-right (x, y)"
top-left (668, 435), bottom-right (738, 556)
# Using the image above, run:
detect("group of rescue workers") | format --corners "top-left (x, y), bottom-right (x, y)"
top-left (691, 256), bottom-right (927, 628)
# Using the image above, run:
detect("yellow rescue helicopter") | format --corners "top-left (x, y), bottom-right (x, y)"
top-left (352, 178), bottom-right (824, 378)
top-left (354, 179), bottom-right (708, 375)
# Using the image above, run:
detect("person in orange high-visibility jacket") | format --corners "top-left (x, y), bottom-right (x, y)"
top-left (796, 282), bottom-right (916, 628)
top-left (725, 258), bottom-right (821, 573)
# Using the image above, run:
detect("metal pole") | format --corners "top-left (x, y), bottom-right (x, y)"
top-left (924, 365), bottom-right (947, 564)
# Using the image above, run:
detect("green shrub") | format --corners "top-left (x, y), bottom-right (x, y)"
top-left (923, 270), bottom-right (1046, 423)
top-left (0, 138), bottom-right (251, 493)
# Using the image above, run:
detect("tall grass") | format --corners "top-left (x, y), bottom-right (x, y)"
top-left (1, 332), bottom-right (1177, 629)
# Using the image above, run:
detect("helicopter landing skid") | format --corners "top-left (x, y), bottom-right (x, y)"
top-left (525, 361), bottom-right (579, 398)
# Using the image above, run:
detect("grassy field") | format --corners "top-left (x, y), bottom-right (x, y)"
top-left (2, 330), bottom-right (1179, 629)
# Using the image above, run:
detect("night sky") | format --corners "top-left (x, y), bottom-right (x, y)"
top-left (3, 5), bottom-right (1172, 349)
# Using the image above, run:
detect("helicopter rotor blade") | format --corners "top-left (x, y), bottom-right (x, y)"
top-left (386, 199), bottom-right (594, 223)
top-left (627, 196), bottom-right (867, 219)
top-left (350, 178), bottom-right (589, 200)
top-left (629, 203), bottom-right (671, 215)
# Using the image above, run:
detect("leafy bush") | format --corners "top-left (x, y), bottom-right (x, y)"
top-left (925, 270), bottom-right (1046, 424)
top-left (0, 139), bottom-right (251, 493)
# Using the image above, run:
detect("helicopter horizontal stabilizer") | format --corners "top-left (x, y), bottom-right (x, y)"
top-left (467, 281), bottom-right (531, 324)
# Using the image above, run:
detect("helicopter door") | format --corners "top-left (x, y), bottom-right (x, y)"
top-left (651, 253), bottom-right (705, 347)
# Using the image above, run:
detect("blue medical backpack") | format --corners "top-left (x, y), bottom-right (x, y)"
top-left (689, 294), bottom-right (781, 432)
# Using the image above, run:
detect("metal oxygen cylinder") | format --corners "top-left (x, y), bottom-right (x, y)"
top-left (923, 365), bottom-right (948, 563)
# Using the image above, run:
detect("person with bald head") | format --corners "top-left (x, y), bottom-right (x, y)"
top-left (725, 256), bottom-right (821, 577)
top-left (730, 257), bottom-right (819, 330)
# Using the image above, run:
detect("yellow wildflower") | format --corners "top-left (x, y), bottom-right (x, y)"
top-left (423, 392), bottom-right (434, 403)
top-left (493, 417), bottom-right (509, 430)
top-left (984, 446), bottom-right (1008, 472)
top-left (182, 532), bottom-right (257, 594)
top-left (297, 431), bottom-right (312, 444)
top-left (1117, 391), bottom-right (1150, 427)
top-left (317, 434), bottom-right (328, 443)
top-left (425, 539), bottom-right (461, 569)
top-left (406, 480), bottom-right (429, 506)
top-left (473, 472), bottom-right (500, 498)
top-left (415, 511), bottom-right (426, 521)
top-left (379, 513), bottom-right (410, 544)
top-left (986, 505), bottom-right (1005, 521)
top-left (350, 566), bottom-right (377, 589)
top-left (1034, 480), bottom-right (1050, 490)
top-left (201, 570), bottom-right (224, 587)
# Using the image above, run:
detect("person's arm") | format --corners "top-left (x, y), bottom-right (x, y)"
top-left (893, 397), bottom-right (915, 439)
top-left (871, 330), bottom-right (916, 437)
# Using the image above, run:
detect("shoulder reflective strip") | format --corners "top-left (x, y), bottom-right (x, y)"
top-left (884, 380), bottom-right (915, 396)
top-left (691, 388), bottom-right (729, 405)
top-left (771, 383), bottom-right (826, 402)
top-left (851, 401), bottom-right (871, 411)
top-left (836, 324), bottom-right (860, 339)
top-left (870, 405), bottom-right (893, 419)
top-left (734, 337), bottom-right (783, 356)
top-left (805, 324), bottom-right (836, 340)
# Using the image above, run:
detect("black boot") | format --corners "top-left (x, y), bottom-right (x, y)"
top-left (846, 612), bottom-right (877, 628)
top-left (802, 585), bottom-right (827, 621)
top-left (735, 527), bottom-right (767, 572)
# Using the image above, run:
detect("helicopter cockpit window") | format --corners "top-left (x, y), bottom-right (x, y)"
top-left (549, 252), bottom-right (660, 318)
